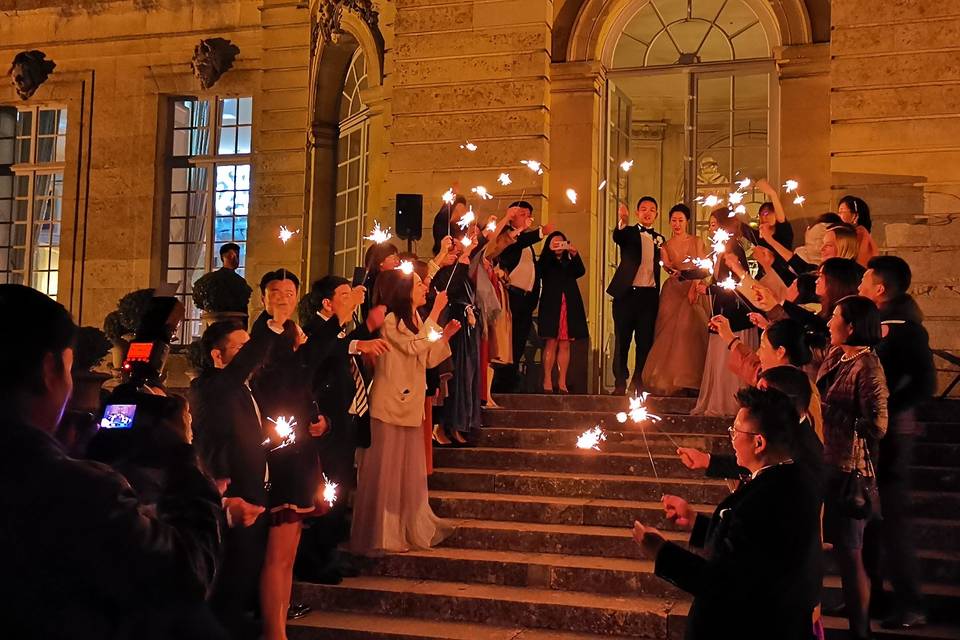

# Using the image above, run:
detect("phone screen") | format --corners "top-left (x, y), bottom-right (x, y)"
top-left (100, 404), bottom-right (137, 430)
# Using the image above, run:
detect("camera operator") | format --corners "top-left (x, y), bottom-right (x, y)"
top-left (0, 284), bottom-right (224, 640)
top-left (190, 315), bottom-right (290, 639)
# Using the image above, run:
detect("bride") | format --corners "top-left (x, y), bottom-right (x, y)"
top-left (641, 204), bottom-right (710, 395)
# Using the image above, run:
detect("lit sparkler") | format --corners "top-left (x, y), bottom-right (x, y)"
top-left (734, 204), bottom-right (747, 215)
top-left (364, 221), bottom-right (393, 244)
top-left (711, 228), bottom-right (733, 254)
top-left (460, 236), bottom-right (473, 248)
top-left (520, 160), bottom-right (544, 175)
top-left (620, 159), bottom-right (634, 172)
top-left (457, 207), bottom-right (476, 230)
top-left (278, 226), bottom-right (299, 244)
top-left (615, 392), bottom-right (663, 425)
top-left (442, 188), bottom-right (456, 205)
top-left (427, 327), bottom-right (443, 342)
top-left (719, 276), bottom-right (738, 291)
top-left (322, 474), bottom-right (338, 508)
top-left (736, 177), bottom-right (752, 190)
top-left (395, 260), bottom-right (415, 276)
top-left (576, 425), bottom-right (607, 451)
top-left (783, 179), bottom-right (799, 193)
top-left (485, 218), bottom-right (497, 233)
top-left (460, 142), bottom-right (478, 152)
top-left (565, 188), bottom-right (578, 204)
top-left (472, 186), bottom-right (494, 200)
top-left (497, 173), bottom-right (512, 186)
top-left (267, 416), bottom-right (298, 451)
top-left (727, 191), bottom-right (745, 205)
top-left (701, 194), bottom-right (723, 208)
top-left (793, 195), bottom-right (806, 206)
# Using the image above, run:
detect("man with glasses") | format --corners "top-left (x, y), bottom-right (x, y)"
top-left (632, 386), bottom-right (822, 640)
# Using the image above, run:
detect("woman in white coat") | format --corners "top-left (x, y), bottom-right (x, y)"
top-left (351, 268), bottom-right (461, 556)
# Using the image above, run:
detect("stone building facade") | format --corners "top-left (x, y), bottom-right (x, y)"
top-left (1, 0), bottom-right (957, 392)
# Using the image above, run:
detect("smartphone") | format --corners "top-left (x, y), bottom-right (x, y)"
top-left (351, 266), bottom-right (366, 287)
top-left (100, 404), bottom-right (137, 430)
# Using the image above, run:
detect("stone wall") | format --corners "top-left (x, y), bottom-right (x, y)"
top-left (831, 0), bottom-right (960, 394)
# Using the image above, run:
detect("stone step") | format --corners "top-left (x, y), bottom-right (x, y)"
top-left (293, 576), bottom-right (685, 638)
top-left (913, 490), bottom-right (960, 520)
top-left (491, 394), bottom-right (696, 414)
top-left (482, 409), bottom-right (729, 433)
top-left (918, 401), bottom-right (960, 423)
top-left (433, 447), bottom-right (705, 480)
top-left (913, 466), bottom-right (960, 493)
top-left (822, 616), bottom-right (960, 640)
top-left (478, 427), bottom-right (729, 454)
top-left (922, 423), bottom-right (960, 443)
top-left (821, 576), bottom-right (960, 624)
top-left (915, 443), bottom-right (960, 467)
top-left (289, 611), bottom-right (624, 640)
top-left (429, 491), bottom-right (708, 531)
top-left (349, 547), bottom-right (684, 600)
top-left (429, 468), bottom-right (732, 504)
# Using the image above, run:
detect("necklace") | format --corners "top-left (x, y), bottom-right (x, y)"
top-left (839, 346), bottom-right (871, 363)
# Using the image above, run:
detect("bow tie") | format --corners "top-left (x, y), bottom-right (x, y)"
top-left (638, 226), bottom-right (656, 235)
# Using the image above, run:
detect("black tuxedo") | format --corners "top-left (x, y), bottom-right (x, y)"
top-left (189, 324), bottom-right (283, 639)
top-left (494, 227), bottom-right (545, 392)
top-left (607, 224), bottom-right (664, 388)
top-left (654, 463), bottom-right (823, 640)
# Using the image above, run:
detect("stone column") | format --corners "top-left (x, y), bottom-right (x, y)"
top-left (548, 60), bottom-right (606, 392)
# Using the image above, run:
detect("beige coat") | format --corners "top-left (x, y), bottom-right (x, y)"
top-left (369, 312), bottom-right (452, 428)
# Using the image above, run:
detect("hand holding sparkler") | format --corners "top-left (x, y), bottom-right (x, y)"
top-left (662, 495), bottom-right (695, 531)
top-left (356, 338), bottom-right (390, 356)
top-left (709, 314), bottom-right (735, 344)
top-left (676, 447), bottom-right (710, 471)
top-left (430, 289), bottom-right (449, 320)
top-left (748, 312), bottom-right (770, 330)
top-left (223, 497), bottom-right (266, 528)
top-left (442, 319), bottom-right (462, 340)
top-left (309, 416), bottom-right (329, 438)
top-left (632, 521), bottom-right (666, 558)
top-left (750, 283), bottom-right (779, 312)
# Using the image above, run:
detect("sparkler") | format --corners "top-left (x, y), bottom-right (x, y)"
top-left (459, 142), bottom-right (478, 152)
top-left (485, 218), bottom-right (497, 233)
top-left (395, 260), bottom-right (415, 276)
top-left (614, 393), bottom-right (665, 495)
top-left (711, 228), bottom-right (732, 255)
top-left (736, 177), bottom-right (752, 190)
top-left (322, 474), bottom-right (338, 508)
top-left (620, 159), bottom-right (634, 172)
top-left (442, 188), bottom-right (456, 205)
top-left (520, 160), bottom-right (544, 175)
top-left (733, 204), bottom-right (747, 215)
top-left (427, 327), bottom-right (443, 342)
top-left (278, 226), bottom-right (300, 244)
top-left (793, 195), bottom-right (806, 206)
top-left (565, 188), bottom-right (578, 205)
top-left (460, 236), bottom-right (473, 248)
top-left (701, 194), bottom-right (723, 208)
top-left (783, 179), bottom-right (799, 193)
top-left (266, 416), bottom-right (297, 451)
top-left (719, 275), bottom-right (738, 291)
top-left (576, 425), bottom-right (607, 451)
top-left (471, 186), bottom-right (494, 200)
top-left (457, 207), bottom-right (476, 230)
top-left (727, 191), bottom-right (745, 206)
top-left (363, 220), bottom-right (393, 244)
top-left (497, 173), bottom-right (512, 186)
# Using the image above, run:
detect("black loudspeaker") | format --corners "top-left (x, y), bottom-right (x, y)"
top-left (395, 193), bottom-right (423, 241)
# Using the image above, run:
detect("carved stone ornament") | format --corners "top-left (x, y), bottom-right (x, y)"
top-left (316, 0), bottom-right (379, 46)
top-left (191, 38), bottom-right (240, 90)
top-left (8, 50), bottom-right (56, 101)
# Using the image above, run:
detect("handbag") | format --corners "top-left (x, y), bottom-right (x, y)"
top-left (837, 424), bottom-right (880, 520)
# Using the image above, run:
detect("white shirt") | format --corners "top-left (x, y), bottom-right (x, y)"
top-left (632, 226), bottom-right (656, 288)
top-left (507, 227), bottom-right (543, 292)
top-left (318, 310), bottom-right (359, 355)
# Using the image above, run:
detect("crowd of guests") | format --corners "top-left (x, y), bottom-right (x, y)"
top-left (623, 189), bottom-right (937, 639)
top-left (0, 182), bottom-right (938, 640)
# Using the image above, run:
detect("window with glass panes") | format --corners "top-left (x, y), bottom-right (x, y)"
top-left (167, 96), bottom-right (252, 343)
top-left (333, 49), bottom-right (370, 278)
top-left (0, 106), bottom-right (66, 299)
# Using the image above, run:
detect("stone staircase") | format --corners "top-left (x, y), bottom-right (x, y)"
top-left (290, 394), bottom-right (960, 640)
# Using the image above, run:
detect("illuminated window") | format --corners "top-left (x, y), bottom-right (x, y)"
top-left (0, 106), bottom-right (66, 299)
top-left (166, 96), bottom-right (252, 343)
top-left (333, 49), bottom-right (370, 278)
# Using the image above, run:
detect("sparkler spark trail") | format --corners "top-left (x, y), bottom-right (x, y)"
top-left (736, 177), bottom-right (752, 190)
top-left (395, 260), bottom-right (415, 275)
top-left (702, 194), bottom-right (722, 208)
top-left (576, 425), bottom-right (607, 451)
top-left (620, 159), bottom-right (634, 172)
top-left (615, 393), bottom-right (664, 495)
top-left (783, 179), bottom-right (799, 193)
top-left (565, 188), bottom-right (578, 204)
top-left (733, 204), bottom-right (747, 215)
top-left (364, 221), bottom-right (393, 244)
top-left (719, 275), bottom-right (738, 291)
top-left (711, 228), bottom-right (733, 255)
top-left (278, 226), bottom-right (299, 244)
top-left (485, 218), bottom-right (497, 233)
top-left (497, 173), bottom-right (512, 186)
top-left (793, 195), bottom-right (806, 206)
top-left (520, 160), bottom-right (544, 175)
top-left (459, 142), bottom-right (478, 152)
top-left (471, 186), bottom-right (494, 200)
top-left (460, 236), bottom-right (473, 248)
top-left (322, 474), bottom-right (338, 508)
top-left (457, 207), bottom-right (476, 230)
top-left (427, 327), bottom-right (443, 342)
top-left (442, 188), bottom-right (456, 205)
top-left (727, 191), bottom-right (745, 205)
top-left (267, 416), bottom-right (297, 450)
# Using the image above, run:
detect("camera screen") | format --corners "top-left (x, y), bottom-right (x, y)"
top-left (126, 342), bottom-right (154, 362)
top-left (100, 404), bottom-right (137, 430)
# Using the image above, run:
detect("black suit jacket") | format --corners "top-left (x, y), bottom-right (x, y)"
top-left (497, 227), bottom-right (544, 299)
top-left (655, 463), bottom-right (822, 640)
top-left (606, 224), bottom-right (664, 299)
top-left (190, 324), bottom-right (282, 506)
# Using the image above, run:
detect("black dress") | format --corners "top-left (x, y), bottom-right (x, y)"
top-left (538, 250), bottom-right (588, 340)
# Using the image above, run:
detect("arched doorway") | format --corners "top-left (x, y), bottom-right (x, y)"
top-left (595, 0), bottom-right (781, 389)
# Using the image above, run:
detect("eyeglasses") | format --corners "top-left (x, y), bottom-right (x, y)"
top-left (728, 425), bottom-right (760, 438)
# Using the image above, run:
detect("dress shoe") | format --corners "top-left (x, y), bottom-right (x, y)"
top-left (287, 602), bottom-right (312, 620)
top-left (881, 609), bottom-right (927, 630)
top-left (612, 385), bottom-right (627, 396)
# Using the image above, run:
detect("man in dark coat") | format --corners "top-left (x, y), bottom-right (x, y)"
top-left (607, 197), bottom-right (665, 395)
top-left (859, 256), bottom-right (936, 629)
top-left (0, 284), bottom-right (224, 640)
top-left (492, 201), bottom-right (553, 393)
top-left (633, 386), bottom-right (823, 640)
top-left (297, 275), bottom-right (388, 583)
top-left (190, 314), bottom-right (290, 639)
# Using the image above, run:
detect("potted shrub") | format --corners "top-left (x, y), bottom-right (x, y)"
top-left (70, 326), bottom-right (113, 412)
top-left (193, 268), bottom-right (252, 328)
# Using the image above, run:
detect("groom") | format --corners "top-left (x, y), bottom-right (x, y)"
top-left (606, 196), bottom-right (664, 395)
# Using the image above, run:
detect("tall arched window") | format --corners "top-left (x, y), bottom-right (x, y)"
top-left (332, 49), bottom-right (371, 278)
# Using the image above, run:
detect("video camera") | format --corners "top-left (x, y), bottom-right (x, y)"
top-left (119, 293), bottom-right (184, 390)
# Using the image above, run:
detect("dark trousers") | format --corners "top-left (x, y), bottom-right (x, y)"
top-left (209, 516), bottom-right (268, 640)
top-left (298, 430), bottom-right (356, 576)
top-left (863, 425), bottom-right (923, 610)
top-left (494, 286), bottom-right (538, 392)
top-left (612, 287), bottom-right (659, 387)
